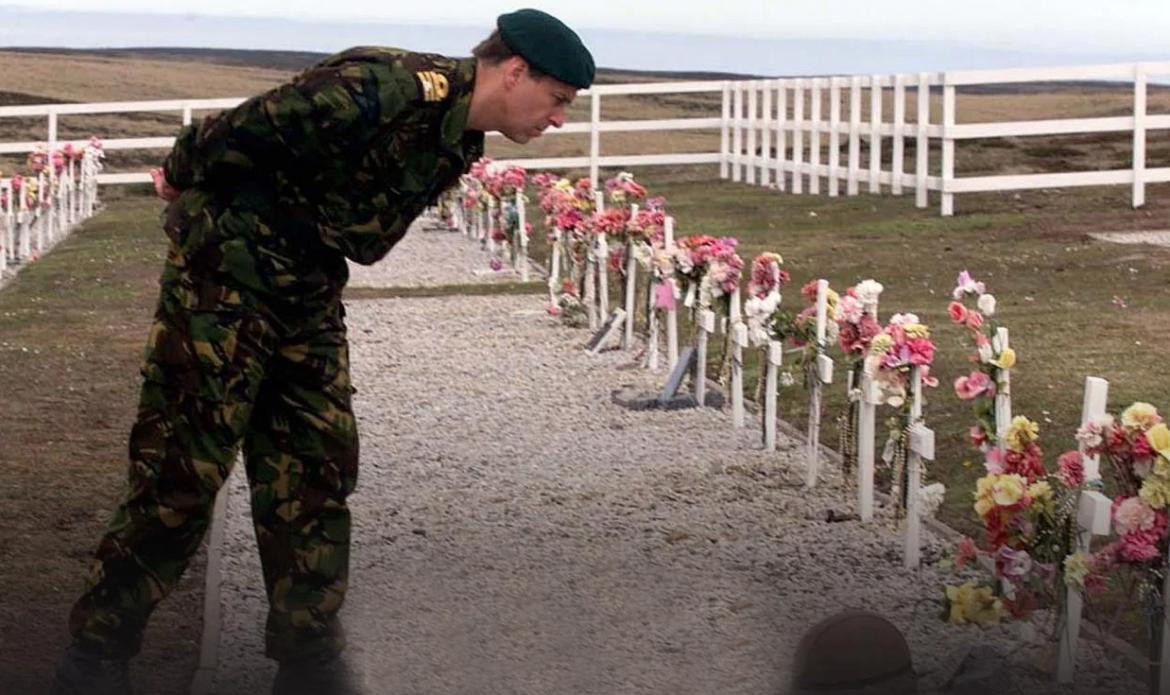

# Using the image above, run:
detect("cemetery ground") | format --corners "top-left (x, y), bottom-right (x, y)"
top-left (1, 175), bottom-right (1168, 691)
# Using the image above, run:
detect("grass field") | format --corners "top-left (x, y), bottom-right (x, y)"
top-left (1, 48), bottom-right (1169, 683)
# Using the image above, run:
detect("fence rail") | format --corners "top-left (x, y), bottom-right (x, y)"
top-left (1, 61), bottom-right (1167, 214)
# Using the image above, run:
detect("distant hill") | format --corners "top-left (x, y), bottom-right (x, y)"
top-left (0, 46), bottom-right (762, 82)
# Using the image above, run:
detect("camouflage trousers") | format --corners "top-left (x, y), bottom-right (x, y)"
top-left (69, 253), bottom-right (359, 662)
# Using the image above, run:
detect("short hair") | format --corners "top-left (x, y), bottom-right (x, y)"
top-left (471, 29), bottom-right (547, 79)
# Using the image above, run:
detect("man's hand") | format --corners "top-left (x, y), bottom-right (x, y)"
top-left (150, 167), bottom-right (179, 202)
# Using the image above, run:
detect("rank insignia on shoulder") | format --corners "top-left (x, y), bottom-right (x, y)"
top-left (415, 71), bottom-right (450, 102)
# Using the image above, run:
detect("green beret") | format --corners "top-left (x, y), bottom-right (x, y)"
top-left (497, 8), bottom-right (595, 89)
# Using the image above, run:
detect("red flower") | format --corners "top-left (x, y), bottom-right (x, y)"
top-left (1056, 450), bottom-right (1085, 488)
top-left (948, 301), bottom-right (968, 324)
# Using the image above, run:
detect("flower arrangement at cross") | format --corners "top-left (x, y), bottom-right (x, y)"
top-left (836, 280), bottom-right (885, 478)
top-left (949, 270), bottom-right (1016, 450)
top-left (603, 171), bottom-right (647, 207)
top-left (667, 235), bottom-right (742, 311)
top-left (1082, 403), bottom-right (1170, 579)
top-left (743, 253), bottom-right (789, 346)
top-left (532, 173), bottom-right (597, 324)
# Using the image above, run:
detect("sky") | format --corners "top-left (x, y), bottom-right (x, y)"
top-left (0, 2), bottom-right (1167, 77)
top-left (5, 0), bottom-right (1170, 54)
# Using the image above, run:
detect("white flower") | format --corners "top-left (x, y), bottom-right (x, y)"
top-left (977, 342), bottom-right (994, 364)
top-left (838, 295), bottom-right (864, 323)
top-left (919, 482), bottom-right (947, 518)
top-left (855, 279), bottom-right (884, 306)
top-left (977, 293), bottom-right (997, 317)
top-left (888, 312), bottom-right (919, 327)
top-left (779, 371), bottom-right (796, 387)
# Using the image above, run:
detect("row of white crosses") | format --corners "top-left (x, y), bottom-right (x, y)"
top-left (454, 176), bottom-right (528, 281)
top-left (1, 145), bottom-right (103, 276)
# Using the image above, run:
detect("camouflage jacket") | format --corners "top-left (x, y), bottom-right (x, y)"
top-left (162, 47), bottom-right (484, 298)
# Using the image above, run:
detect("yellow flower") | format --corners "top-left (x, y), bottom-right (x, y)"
top-left (1155, 455), bottom-right (1170, 479)
top-left (1028, 480), bottom-right (1052, 502)
top-left (945, 582), bottom-right (1004, 626)
top-left (1122, 402), bottom-right (1161, 431)
top-left (1140, 476), bottom-right (1170, 510)
top-left (1063, 552), bottom-right (1091, 591)
top-left (973, 475), bottom-right (995, 517)
top-left (869, 333), bottom-right (893, 355)
top-left (553, 178), bottom-right (572, 192)
top-left (992, 347), bottom-right (1016, 369)
top-left (1148, 423), bottom-right (1170, 457)
top-left (1004, 416), bottom-right (1040, 451)
top-left (903, 323), bottom-right (930, 339)
top-left (991, 474), bottom-right (1028, 507)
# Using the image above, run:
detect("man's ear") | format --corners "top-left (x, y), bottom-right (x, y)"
top-left (503, 56), bottom-right (527, 89)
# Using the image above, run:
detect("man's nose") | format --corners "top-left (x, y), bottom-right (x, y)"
top-left (549, 111), bottom-right (566, 128)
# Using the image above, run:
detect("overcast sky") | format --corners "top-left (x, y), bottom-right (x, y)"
top-left (6, 0), bottom-right (1170, 54)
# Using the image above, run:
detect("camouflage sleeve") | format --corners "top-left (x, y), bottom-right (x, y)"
top-left (162, 60), bottom-right (418, 190)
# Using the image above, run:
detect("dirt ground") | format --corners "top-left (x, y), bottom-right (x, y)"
top-left (0, 195), bottom-right (203, 694)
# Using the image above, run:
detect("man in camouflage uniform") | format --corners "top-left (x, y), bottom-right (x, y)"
top-left (52, 9), bottom-right (594, 695)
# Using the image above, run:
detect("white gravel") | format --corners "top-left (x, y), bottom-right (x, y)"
top-left (345, 217), bottom-right (540, 288)
top-left (204, 225), bottom-right (1142, 695)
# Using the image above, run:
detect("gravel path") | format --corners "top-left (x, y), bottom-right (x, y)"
top-left (345, 218), bottom-right (540, 288)
top-left (204, 225), bottom-right (1141, 695)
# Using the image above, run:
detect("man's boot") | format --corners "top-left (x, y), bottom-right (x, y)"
top-left (271, 652), bottom-right (363, 695)
top-left (50, 643), bottom-right (133, 695)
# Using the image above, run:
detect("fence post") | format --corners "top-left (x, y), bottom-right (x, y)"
top-left (869, 75), bottom-right (882, 194)
top-left (746, 83), bottom-right (758, 185)
top-left (809, 78), bottom-right (822, 195)
top-left (893, 74), bottom-right (906, 196)
top-left (792, 79), bottom-right (805, 194)
top-left (760, 81), bottom-right (773, 188)
top-left (182, 105), bottom-right (193, 126)
top-left (1133, 63), bottom-right (1147, 209)
top-left (916, 72), bottom-right (930, 209)
top-left (732, 83), bottom-right (744, 183)
top-left (941, 79), bottom-right (956, 216)
top-left (848, 75), bottom-right (862, 196)
top-left (720, 81), bottom-right (731, 180)
top-left (776, 81), bottom-right (788, 193)
top-left (828, 77), bottom-right (842, 197)
top-left (589, 91), bottom-right (601, 189)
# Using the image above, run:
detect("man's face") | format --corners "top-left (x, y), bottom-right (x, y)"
top-left (500, 60), bottom-right (577, 144)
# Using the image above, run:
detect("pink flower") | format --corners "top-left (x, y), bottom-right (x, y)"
top-left (907, 337), bottom-right (934, 366)
top-left (1114, 497), bottom-right (1158, 536)
top-left (954, 371), bottom-right (992, 400)
top-left (966, 311), bottom-right (985, 331)
top-left (489, 258), bottom-right (503, 271)
top-left (970, 425), bottom-right (989, 448)
top-left (955, 536), bottom-right (978, 568)
top-left (948, 301), bottom-right (968, 324)
top-left (546, 304), bottom-right (561, 316)
top-left (1056, 450), bottom-right (1085, 488)
top-left (984, 447), bottom-right (1006, 474)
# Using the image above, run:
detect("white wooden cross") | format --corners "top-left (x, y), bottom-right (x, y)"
top-left (594, 191), bottom-right (609, 321)
top-left (1056, 376), bottom-right (1113, 685)
top-left (763, 340), bottom-right (783, 451)
top-left (547, 228), bottom-right (563, 307)
top-left (695, 308), bottom-right (716, 406)
top-left (857, 373), bottom-right (881, 522)
top-left (516, 190), bottom-right (529, 282)
top-left (622, 203), bottom-right (639, 350)
top-left (904, 365), bottom-right (933, 569)
top-left (730, 286), bottom-right (747, 429)
top-left (34, 172), bottom-right (46, 254)
top-left (994, 326), bottom-right (1012, 450)
top-left (664, 216), bottom-right (680, 370)
top-left (856, 291), bottom-right (881, 522)
top-left (806, 279), bottom-right (834, 488)
top-left (1, 180), bottom-right (10, 273)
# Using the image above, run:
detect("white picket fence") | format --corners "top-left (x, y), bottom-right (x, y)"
top-left (0, 148), bottom-right (104, 276)
top-left (1, 60), bottom-right (1165, 216)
